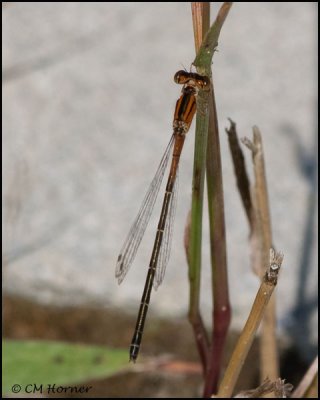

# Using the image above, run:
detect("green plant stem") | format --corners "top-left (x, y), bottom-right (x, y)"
top-left (187, 3), bottom-right (211, 374)
top-left (188, 2), bottom-right (232, 311)
top-left (188, 2), bottom-right (232, 395)
top-left (188, 85), bottom-right (210, 316)
top-left (203, 82), bottom-right (231, 397)
top-left (193, 2), bottom-right (233, 75)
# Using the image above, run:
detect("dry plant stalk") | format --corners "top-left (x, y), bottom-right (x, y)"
top-left (242, 127), bottom-right (279, 387)
top-left (217, 249), bottom-right (284, 398)
top-left (225, 119), bottom-right (253, 230)
top-left (226, 121), bottom-right (280, 390)
top-left (191, 2), bottom-right (210, 52)
top-left (291, 355), bottom-right (318, 398)
top-left (304, 375), bottom-right (318, 398)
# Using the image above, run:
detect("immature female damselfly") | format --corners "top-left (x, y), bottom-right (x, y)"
top-left (116, 70), bottom-right (210, 362)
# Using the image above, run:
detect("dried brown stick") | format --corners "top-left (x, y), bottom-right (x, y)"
top-left (291, 355), bottom-right (318, 398)
top-left (242, 128), bottom-right (279, 385)
top-left (217, 249), bottom-right (284, 398)
top-left (242, 129), bottom-right (272, 277)
top-left (191, 2), bottom-right (210, 53)
top-left (225, 118), bottom-right (253, 231)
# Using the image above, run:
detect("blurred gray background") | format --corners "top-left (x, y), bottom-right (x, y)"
top-left (2, 3), bottom-right (317, 359)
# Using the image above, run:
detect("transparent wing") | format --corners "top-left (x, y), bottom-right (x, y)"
top-left (154, 167), bottom-right (179, 290)
top-left (116, 134), bottom-right (174, 284)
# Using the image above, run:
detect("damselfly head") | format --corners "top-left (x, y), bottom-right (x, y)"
top-left (174, 70), bottom-right (210, 91)
top-left (174, 70), bottom-right (190, 85)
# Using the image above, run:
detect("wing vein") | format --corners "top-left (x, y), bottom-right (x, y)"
top-left (154, 167), bottom-right (179, 290)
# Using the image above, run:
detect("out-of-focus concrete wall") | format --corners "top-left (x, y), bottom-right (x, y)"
top-left (3, 3), bottom-right (317, 359)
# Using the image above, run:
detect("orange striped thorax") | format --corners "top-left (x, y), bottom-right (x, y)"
top-left (173, 70), bottom-right (210, 135)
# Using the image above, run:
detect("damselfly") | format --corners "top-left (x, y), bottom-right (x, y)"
top-left (116, 70), bottom-right (210, 362)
